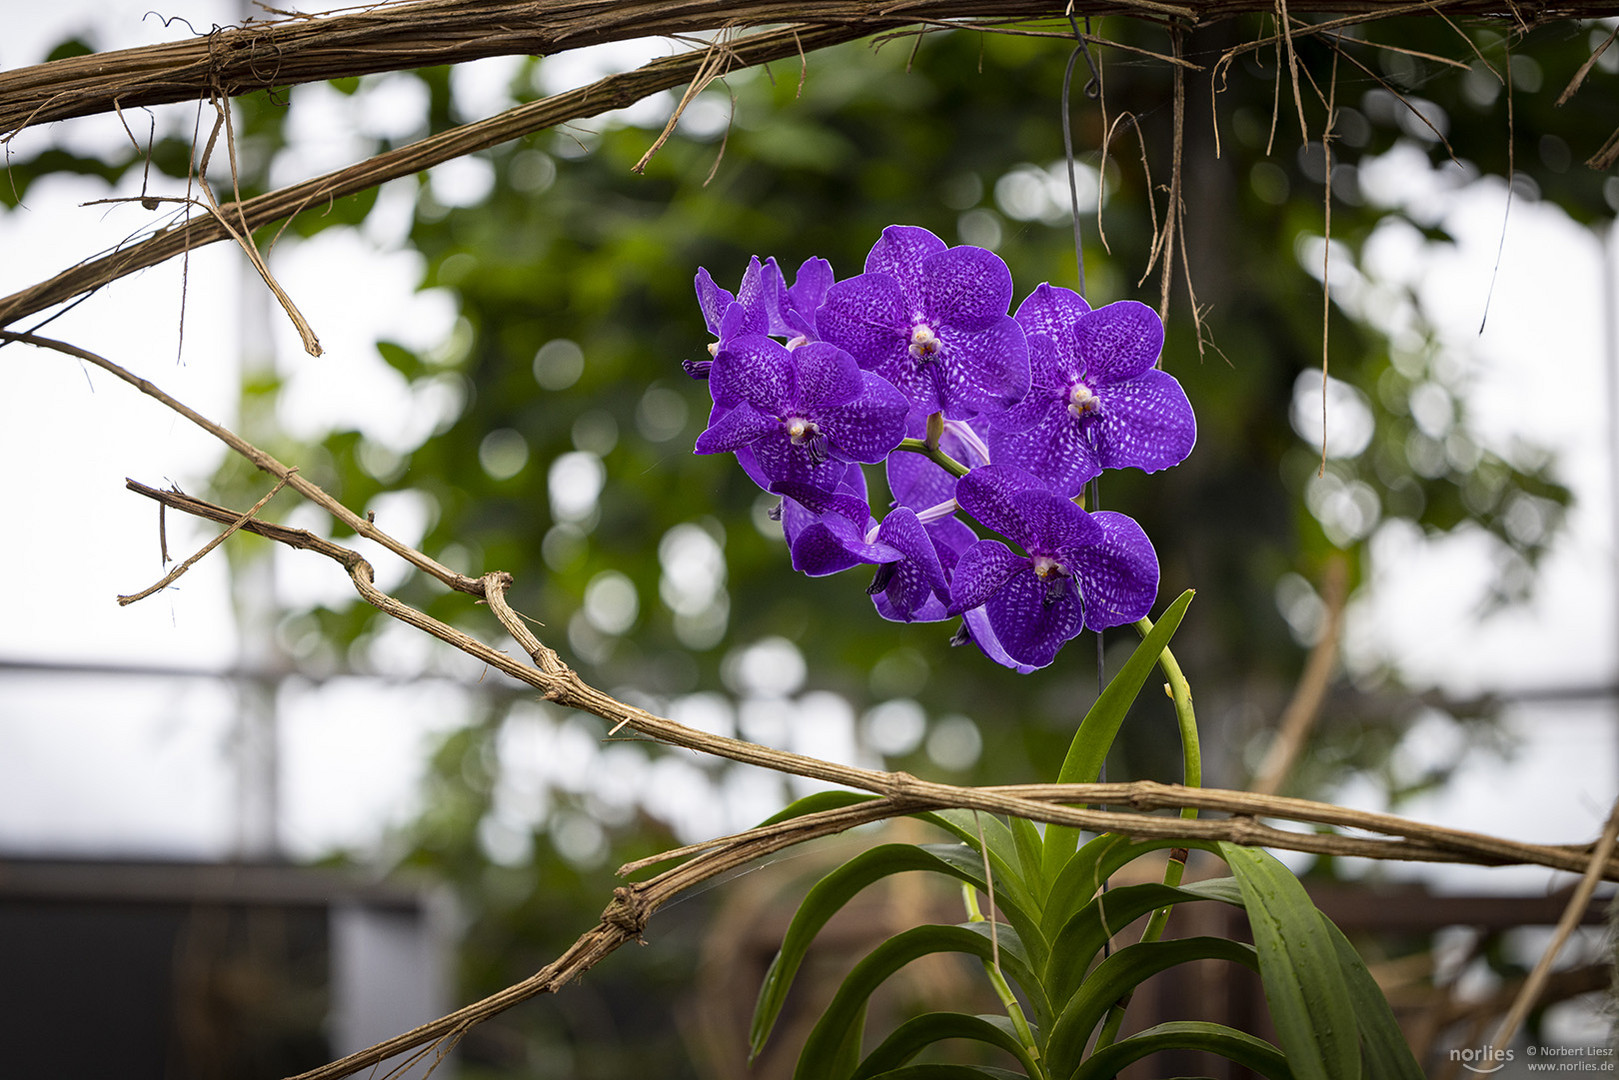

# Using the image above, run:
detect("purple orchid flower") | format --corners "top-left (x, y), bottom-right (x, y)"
top-left (776, 473), bottom-right (904, 577)
top-left (990, 285), bottom-right (1195, 496)
top-left (816, 225), bottom-right (1030, 423)
top-left (782, 256), bottom-right (834, 343)
top-left (695, 336), bottom-right (909, 492)
top-left (687, 256), bottom-right (789, 381)
top-left (947, 464), bottom-right (1159, 669)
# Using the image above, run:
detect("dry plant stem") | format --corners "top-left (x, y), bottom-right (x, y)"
top-left (1250, 554), bottom-right (1349, 795)
top-left (0, 331), bottom-right (484, 598)
top-left (123, 481), bottom-right (1619, 886)
top-left (0, 21), bottom-right (873, 330)
top-left (1487, 793), bottom-right (1619, 1060)
top-left (117, 470), bottom-right (295, 606)
top-left (6, 0), bottom-right (1616, 139)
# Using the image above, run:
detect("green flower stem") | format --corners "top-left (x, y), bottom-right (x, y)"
top-left (1093, 618), bottom-right (1202, 1054)
top-left (962, 884), bottom-right (1048, 1080)
top-left (895, 437), bottom-right (970, 479)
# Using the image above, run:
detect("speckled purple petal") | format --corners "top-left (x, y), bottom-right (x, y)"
top-left (872, 508), bottom-right (950, 619)
top-left (953, 465), bottom-right (1047, 548)
top-left (695, 404), bottom-right (778, 455)
top-left (793, 342), bottom-right (864, 411)
top-left (934, 315), bottom-right (1029, 421)
top-left (737, 256), bottom-right (787, 338)
top-left (788, 256), bottom-right (835, 329)
top-left (817, 273), bottom-right (909, 369)
top-left (990, 336), bottom-right (1060, 434)
top-left (874, 592), bottom-right (950, 623)
top-left (921, 245), bottom-right (1014, 330)
top-left (948, 540), bottom-right (1029, 615)
top-left (1071, 510), bottom-right (1159, 630)
top-left (788, 512), bottom-right (901, 577)
top-left (713, 335), bottom-right (794, 414)
top-left (750, 429), bottom-right (847, 491)
top-left (769, 480), bottom-right (872, 527)
top-left (1013, 283), bottom-right (1091, 371)
top-left (959, 607), bottom-right (1039, 673)
top-left (733, 443), bottom-right (772, 492)
top-left (1077, 300), bottom-right (1164, 384)
top-left (1011, 488), bottom-right (1102, 554)
top-left (820, 372), bottom-right (909, 463)
top-left (1089, 368), bottom-right (1196, 474)
top-left (925, 514), bottom-right (979, 575)
top-left (695, 268), bottom-right (734, 334)
top-left (864, 225), bottom-right (946, 298)
top-left (988, 405), bottom-right (1103, 498)
top-left (984, 570), bottom-right (1085, 668)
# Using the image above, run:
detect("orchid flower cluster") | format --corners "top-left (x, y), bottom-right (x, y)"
top-left (685, 225), bottom-right (1196, 672)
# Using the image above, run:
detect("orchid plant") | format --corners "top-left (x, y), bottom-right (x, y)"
top-left (687, 227), bottom-right (1421, 1079)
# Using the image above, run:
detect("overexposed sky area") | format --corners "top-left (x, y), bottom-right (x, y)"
top-left (0, 3), bottom-right (1614, 909)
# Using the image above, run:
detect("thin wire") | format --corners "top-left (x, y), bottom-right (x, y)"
top-left (1065, 13), bottom-right (1110, 959)
top-left (1061, 11), bottom-right (1100, 300)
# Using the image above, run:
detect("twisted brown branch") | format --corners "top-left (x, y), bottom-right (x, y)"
top-left (0, 21), bottom-right (875, 330)
top-left (7, 0), bottom-right (1617, 143)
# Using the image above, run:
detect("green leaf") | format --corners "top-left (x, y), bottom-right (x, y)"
top-left (1044, 936), bottom-right (1260, 1078)
top-left (1043, 590), bottom-right (1194, 876)
top-left (850, 1012), bottom-right (1040, 1079)
top-left (792, 923), bottom-right (1047, 1080)
top-left (1219, 844), bottom-right (1361, 1080)
top-left (1009, 815), bottom-right (1047, 900)
top-left (1068, 1020), bottom-right (1295, 1079)
top-left (861, 1067), bottom-right (1029, 1079)
top-left (1039, 835), bottom-right (1221, 940)
top-left (756, 789), bottom-right (880, 828)
top-left (918, 810), bottom-right (1043, 948)
top-left (1043, 878), bottom-right (1246, 1004)
top-left (1322, 921), bottom-right (1425, 1078)
top-left (751, 843), bottom-right (994, 1058)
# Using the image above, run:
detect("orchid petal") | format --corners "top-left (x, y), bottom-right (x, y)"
top-left (948, 540), bottom-right (1029, 615)
top-left (713, 335), bottom-right (795, 414)
top-left (694, 404), bottom-right (776, 455)
top-left (864, 225), bottom-right (946, 297)
top-left (1090, 368), bottom-right (1197, 474)
top-left (921, 244), bottom-right (1014, 330)
top-left (1076, 300), bottom-right (1164, 383)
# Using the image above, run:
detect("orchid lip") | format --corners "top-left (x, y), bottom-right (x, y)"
top-left (908, 323), bottom-right (940, 362)
top-left (1068, 381), bottom-right (1098, 418)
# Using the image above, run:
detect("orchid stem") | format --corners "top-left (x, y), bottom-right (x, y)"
top-left (1093, 618), bottom-right (1201, 1052)
top-left (963, 884), bottom-right (1047, 1080)
top-left (895, 437), bottom-right (970, 478)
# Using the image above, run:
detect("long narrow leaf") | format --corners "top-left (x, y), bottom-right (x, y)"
top-left (1322, 920), bottom-right (1425, 1078)
top-left (1009, 815), bottom-right (1048, 901)
top-left (851, 1012), bottom-right (1040, 1079)
top-left (1044, 936), bottom-right (1260, 1078)
top-left (752, 843), bottom-right (999, 1057)
top-left (1042, 590), bottom-right (1194, 875)
top-left (1039, 835), bottom-right (1220, 941)
top-left (756, 789), bottom-right (880, 827)
top-left (1043, 878), bottom-right (1245, 1004)
top-left (1068, 1020), bottom-right (1296, 1079)
top-left (927, 810), bottom-right (1034, 907)
top-left (861, 1067), bottom-right (1029, 1079)
top-left (792, 923), bottom-right (1047, 1080)
top-left (1219, 844), bottom-right (1360, 1080)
